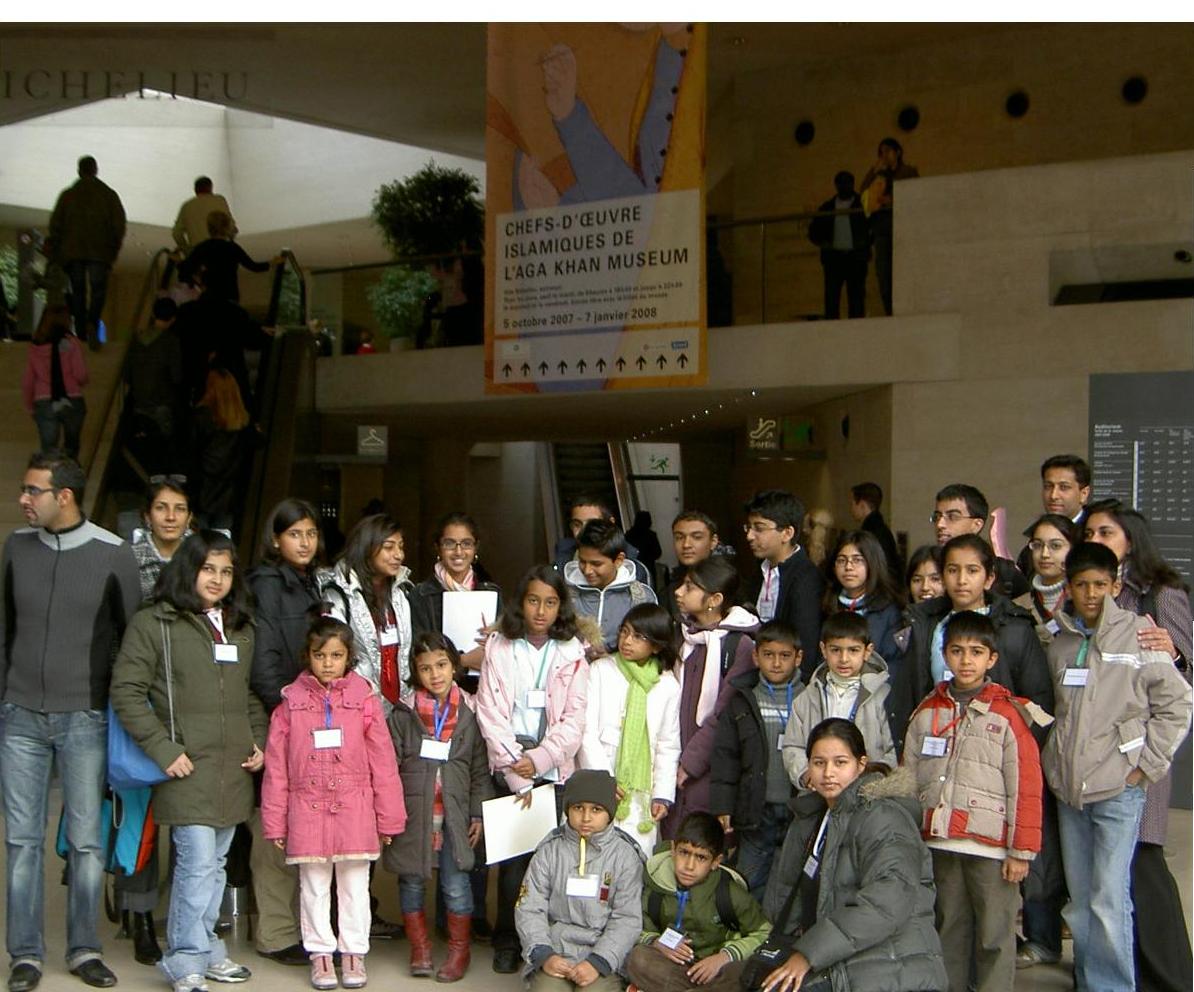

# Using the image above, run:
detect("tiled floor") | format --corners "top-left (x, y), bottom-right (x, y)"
top-left (2, 809), bottom-right (1189, 992)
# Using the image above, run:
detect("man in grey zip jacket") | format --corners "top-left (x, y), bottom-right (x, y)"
top-left (0, 453), bottom-right (140, 992)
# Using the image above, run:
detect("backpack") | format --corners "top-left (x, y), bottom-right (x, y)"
top-left (647, 866), bottom-right (741, 936)
top-left (720, 631), bottom-right (747, 677)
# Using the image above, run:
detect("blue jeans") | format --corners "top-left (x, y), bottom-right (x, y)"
top-left (1058, 785), bottom-right (1147, 992)
top-left (732, 802), bottom-right (792, 902)
top-left (399, 825), bottom-right (473, 916)
top-left (160, 825), bottom-right (235, 982)
top-left (32, 397), bottom-right (87, 460)
top-left (0, 704), bottom-right (108, 968)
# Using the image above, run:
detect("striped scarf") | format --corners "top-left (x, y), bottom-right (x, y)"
top-left (415, 685), bottom-right (460, 850)
top-left (614, 653), bottom-right (660, 833)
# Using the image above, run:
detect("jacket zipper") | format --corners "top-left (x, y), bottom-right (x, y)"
top-left (39, 533), bottom-right (62, 710)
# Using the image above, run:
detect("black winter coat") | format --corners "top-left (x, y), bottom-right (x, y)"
top-left (740, 548), bottom-right (825, 683)
top-left (248, 562), bottom-right (323, 712)
top-left (888, 592), bottom-right (1054, 748)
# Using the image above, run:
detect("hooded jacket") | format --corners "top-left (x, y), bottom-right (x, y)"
top-left (260, 670), bottom-right (406, 862)
top-left (516, 820), bottom-right (646, 977)
top-left (248, 561), bottom-right (323, 712)
top-left (1043, 595), bottom-right (1192, 810)
top-left (889, 593), bottom-right (1053, 748)
top-left (110, 600), bottom-right (268, 827)
top-left (903, 680), bottom-right (1048, 861)
top-left (782, 655), bottom-right (896, 790)
top-left (564, 558), bottom-right (657, 651)
top-left (763, 767), bottom-right (947, 992)
top-left (639, 852), bottom-right (770, 961)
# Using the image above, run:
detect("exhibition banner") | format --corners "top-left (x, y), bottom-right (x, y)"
top-left (485, 23), bottom-right (707, 393)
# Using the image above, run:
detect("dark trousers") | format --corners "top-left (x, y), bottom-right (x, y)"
top-left (821, 251), bottom-right (867, 319)
top-left (1022, 789), bottom-right (1066, 956)
top-left (33, 397), bottom-right (86, 460)
top-left (1132, 841), bottom-right (1193, 991)
top-left (493, 779), bottom-right (563, 953)
top-left (626, 944), bottom-right (748, 992)
top-left (64, 260), bottom-right (110, 339)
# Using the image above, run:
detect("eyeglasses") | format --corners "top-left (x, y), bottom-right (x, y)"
top-left (929, 510), bottom-right (978, 524)
top-left (149, 474), bottom-right (188, 486)
top-left (19, 484), bottom-right (57, 498)
top-left (439, 539), bottom-right (476, 552)
top-left (743, 523), bottom-right (778, 535)
top-left (834, 555), bottom-right (866, 568)
top-left (1028, 539), bottom-right (1069, 554)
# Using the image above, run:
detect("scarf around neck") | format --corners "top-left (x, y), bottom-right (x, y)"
top-left (680, 606), bottom-right (753, 726)
top-left (434, 560), bottom-right (475, 592)
top-left (614, 653), bottom-right (661, 831)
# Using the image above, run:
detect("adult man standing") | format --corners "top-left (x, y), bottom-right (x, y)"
top-left (0, 453), bottom-right (141, 992)
top-left (859, 137), bottom-right (919, 316)
top-left (172, 176), bottom-right (234, 255)
top-left (808, 171), bottom-right (870, 319)
top-left (848, 481), bottom-right (902, 582)
top-left (1016, 454), bottom-right (1093, 576)
top-left (48, 157), bottom-right (126, 348)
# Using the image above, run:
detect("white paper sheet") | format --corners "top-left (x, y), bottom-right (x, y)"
top-left (483, 785), bottom-right (560, 864)
top-left (442, 590), bottom-right (499, 655)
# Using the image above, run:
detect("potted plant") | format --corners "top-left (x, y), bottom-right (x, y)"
top-left (366, 265), bottom-right (439, 348)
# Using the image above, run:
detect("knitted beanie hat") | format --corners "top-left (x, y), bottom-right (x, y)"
top-left (562, 769), bottom-right (618, 820)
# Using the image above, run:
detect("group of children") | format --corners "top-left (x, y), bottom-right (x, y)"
top-left (110, 485), bottom-right (1192, 992)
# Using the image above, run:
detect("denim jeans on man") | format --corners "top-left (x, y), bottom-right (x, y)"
top-left (1057, 783), bottom-right (1147, 992)
top-left (732, 802), bottom-right (792, 902)
top-left (0, 703), bottom-right (108, 970)
top-left (399, 823), bottom-right (474, 917)
top-left (160, 825), bottom-right (236, 983)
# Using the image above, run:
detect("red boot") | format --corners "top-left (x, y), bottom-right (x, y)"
top-left (404, 911), bottom-right (434, 977)
top-left (435, 913), bottom-right (472, 982)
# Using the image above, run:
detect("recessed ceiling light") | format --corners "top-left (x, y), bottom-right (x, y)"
top-left (728, 35), bottom-right (747, 47)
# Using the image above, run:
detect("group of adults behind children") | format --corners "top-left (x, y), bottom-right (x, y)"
top-left (0, 447), bottom-right (1189, 992)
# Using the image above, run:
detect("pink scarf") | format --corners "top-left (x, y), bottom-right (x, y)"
top-left (679, 606), bottom-right (756, 726)
top-left (434, 560), bottom-right (475, 592)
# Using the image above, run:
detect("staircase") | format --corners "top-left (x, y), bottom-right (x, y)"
top-left (552, 443), bottom-right (618, 523)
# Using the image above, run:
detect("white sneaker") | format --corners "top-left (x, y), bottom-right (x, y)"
top-left (173, 976), bottom-right (210, 992)
top-left (205, 958), bottom-right (252, 983)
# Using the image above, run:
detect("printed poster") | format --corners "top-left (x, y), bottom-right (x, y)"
top-left (485, 23), bottom-right (707, 393)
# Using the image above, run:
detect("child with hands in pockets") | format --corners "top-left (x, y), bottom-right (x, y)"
top-left (260, 615), bottom-right (406, 991)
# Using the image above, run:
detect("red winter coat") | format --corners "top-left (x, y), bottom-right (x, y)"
top-left (261, 670), bottom-right (406, 862)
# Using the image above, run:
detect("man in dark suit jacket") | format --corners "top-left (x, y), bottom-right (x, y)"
top-left (849, 481), bottom-right (902, 584)
top-left (808, 170), bottom-right (870, 320)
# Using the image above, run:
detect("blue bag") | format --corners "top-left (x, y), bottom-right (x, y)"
top-left (106, 702), bottom-right (168, 790)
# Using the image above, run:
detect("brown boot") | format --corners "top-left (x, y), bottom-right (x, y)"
top-left (404, 911), bottom-right (434, 977)
top-left (436, 913), bottom-right (472, 982)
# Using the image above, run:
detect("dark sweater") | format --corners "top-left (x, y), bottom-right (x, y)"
top-left (1, 519), bottom-right (141, 711)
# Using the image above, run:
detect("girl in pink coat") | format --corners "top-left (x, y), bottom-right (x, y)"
top-left (261, 616), bottom-right (406, 991)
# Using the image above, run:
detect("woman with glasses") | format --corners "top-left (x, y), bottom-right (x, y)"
top-left (407, 512), bottom-right (502, 942)
top-left (1013, 514), bottom-right (1081, 646)
top-left (821, 530), bottom-right (904, 676)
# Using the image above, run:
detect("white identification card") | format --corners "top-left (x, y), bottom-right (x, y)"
top-left (213, 643), bottom-right (239, 664)
top-left (420, 738), bottom-right (451, 761)
top-left (777, 735), bottom-right (786, 751)
top-left (565, 874), bottom-right (600, 899)
top-left (379, 627), bottom-right (399, 647)
top-left (803, 855), bottom-right (819, 879)
top-left (658, 927), bottom-right (685, 949)
top-left (1045, 619), bottom-right (1061, 636)
top-left (1062, 668), bottom-right (1089, 687)
top-left (313, 728), bottom-right (343, 749)
top-left (921, 736), bottom-right (949, 757)
top-left (1118, 736), bottom-right (1145, 753)
top-left (525, 688), bottom-right (547, 710)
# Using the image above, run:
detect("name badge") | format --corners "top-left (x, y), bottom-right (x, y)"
top-left (803, 855), bottom-right (819, 879)
top-left (379, 627), bottom-right (399, 647)
top-left (525, 688), bottom-right (547, 710)
top-left (420, 738), bottom-right (451, 761)
top-left (1118, 736), bottom-right (1145, 753)
top-left (213, 643), bottom-right (239, 664)
top-left (1045, 619), bottom-right (1061, 636)
top-left (777, 735), bottom-right (786, 752)
top-left (658, 927), bottom-right (685, 949)
top-left (313, 728), bottom-right (343, 749)
top-left (1062, 668), bottom-right (1089, 687)
top-left (565, 874), bottom-right (600, 899)
top-left (921, 736), bottom-right (949, 757)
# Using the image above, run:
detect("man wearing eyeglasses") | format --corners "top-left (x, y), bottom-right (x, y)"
top-left (1, 453), bottom-right (140, 992)
top-left (931, 483), bottom-right (1029, 599)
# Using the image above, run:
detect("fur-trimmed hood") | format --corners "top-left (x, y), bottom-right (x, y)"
top-left (857, 764), bottom-right (917, 802)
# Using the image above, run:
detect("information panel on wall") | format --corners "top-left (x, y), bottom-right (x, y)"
top-left (484, 23), bottom-right (707, 394)
top-left (1089, 371), bottom-right (1194, 582)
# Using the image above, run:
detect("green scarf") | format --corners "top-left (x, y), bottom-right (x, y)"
top-left (614, 653), bottom-right (661, 832)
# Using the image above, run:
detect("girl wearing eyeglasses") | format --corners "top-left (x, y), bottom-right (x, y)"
top-left (1013, 514), bottom-right (1081, 646)
top-left (820, 530), bottom-right (904, 677)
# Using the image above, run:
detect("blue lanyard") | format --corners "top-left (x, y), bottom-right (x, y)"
top-left (433, 698), bottom-right (451, 740)
top-left (323, 697), bottom-right (333, 729)
top-left (822, 684), bottom-right (863, 723)
top-left (765, 681), bottom-right (795, 725)
top-left (674, 890), bottom-right (689, 930)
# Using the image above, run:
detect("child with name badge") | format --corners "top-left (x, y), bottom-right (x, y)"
top-left (515, 770), bottom-right (646, 992)
top-left (387, 633), bottom-right (493, 982)
top-left (579, 604), bottom-right (682, 857)
top-left (476, 565), bottom-right (589, 974)
top-left (260, 615), bottom-right (406, 991)
top-left (782, 612), bottom-right (895, 791)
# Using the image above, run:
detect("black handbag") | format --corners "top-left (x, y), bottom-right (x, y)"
top-left (739, 816), bottom-right (823, 992)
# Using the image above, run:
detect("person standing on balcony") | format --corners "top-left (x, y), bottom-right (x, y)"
top-left (172, 177), bottom-right (235, 255)
top-left (859, 138), bottom-right (919, 316)
top-left (808, 171), bottom-right (870, 320)
top-left (48, 155), bottom-right (126, 348)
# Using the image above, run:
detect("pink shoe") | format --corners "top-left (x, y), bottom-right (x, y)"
top-left (341, 954), bottom-right (367, 989)
top-left (310, 953), bottom-right (337, 990)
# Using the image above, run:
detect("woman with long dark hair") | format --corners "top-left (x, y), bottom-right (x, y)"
top-left (822, 529), bottom-right (904, 673)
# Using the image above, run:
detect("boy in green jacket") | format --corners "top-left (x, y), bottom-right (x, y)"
top-left (627, 813), bottom-right (770, 992)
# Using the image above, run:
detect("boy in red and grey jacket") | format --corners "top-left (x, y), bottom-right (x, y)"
top-left (903, 610), bottom-right (1050, 992)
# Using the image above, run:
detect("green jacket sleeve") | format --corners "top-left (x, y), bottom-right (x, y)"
top-left (720, 879), bottom-right (772, 961)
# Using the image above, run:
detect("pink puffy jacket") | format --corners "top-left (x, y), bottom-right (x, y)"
top-left (261, 670), bottom-right (406, 861)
